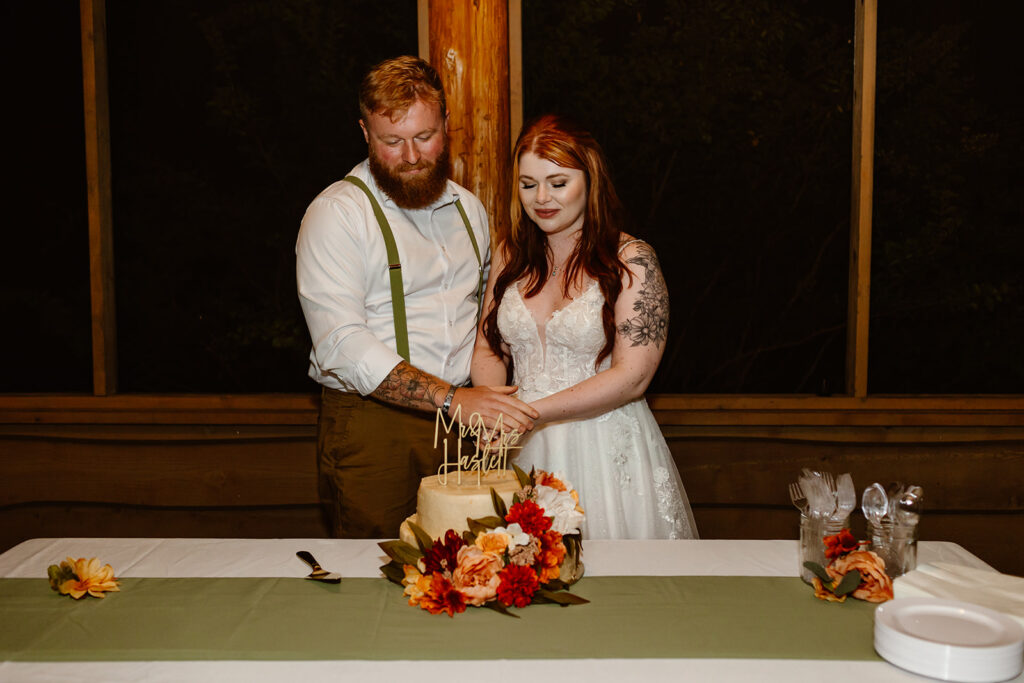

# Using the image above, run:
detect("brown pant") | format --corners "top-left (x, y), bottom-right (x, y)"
top-left (317, 387), bottom-right (443, 538)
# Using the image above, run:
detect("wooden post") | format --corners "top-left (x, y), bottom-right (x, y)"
top-left (81, 0), bottom-right (118, 394)
top-left (427, 0), bottom-right (512, 241)
top-left (846, 0), bottom-right (877, 398)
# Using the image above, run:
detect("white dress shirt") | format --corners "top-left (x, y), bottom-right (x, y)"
top-left (296, 160), bottom-right (490, 394)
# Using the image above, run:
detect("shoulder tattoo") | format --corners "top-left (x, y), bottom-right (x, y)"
top-left (617, 243), bottom-right (669, 347)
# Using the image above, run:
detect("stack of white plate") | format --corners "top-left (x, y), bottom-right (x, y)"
top-left (875, 597), bottom-right (1024, 682)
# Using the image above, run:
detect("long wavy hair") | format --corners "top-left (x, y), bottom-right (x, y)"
top-left (483, 114), bottom-right (630, 374)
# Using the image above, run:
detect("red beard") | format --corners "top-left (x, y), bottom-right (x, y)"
top-left (369, 143), bottom-right (451, 210)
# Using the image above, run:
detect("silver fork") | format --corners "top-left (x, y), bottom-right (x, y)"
top-left (788, 482), bottom-right (807, 514)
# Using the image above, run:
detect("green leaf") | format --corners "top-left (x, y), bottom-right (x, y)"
top-left (378, 540), bottom-right (422, 566)
top-left (490, 488), bottom-right (508, 518)
top-left (543, 578), bottom-right (569, 591)
top-left (474, 515), bottom-right (504, 529)
top-left (379, 562), bottom-right (406, 585)
top-left (46, 563), bottom-right (75, 591)
top-left (803, 561), bottom-right (833, 584)
top-left (512, 463), bottom-right (531, 488)
top-left (408, 522), bottom-right (433, 554)
top-left (535, 588), bottom-right (589, 606)
top-left (467, 518), bottom-right (491, 536)
top-left (833, 570), bottom-right (862, 597)
top-left (483, 601), bottom-right (520, 618)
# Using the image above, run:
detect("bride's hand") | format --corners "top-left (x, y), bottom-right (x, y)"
top-left (451, 385), bottom-right (539, 434)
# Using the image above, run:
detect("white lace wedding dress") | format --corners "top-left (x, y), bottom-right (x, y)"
top-left (497, 278), bottom-right (697, 540)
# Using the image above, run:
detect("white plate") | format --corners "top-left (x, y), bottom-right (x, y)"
top-left (875, 597), bottom-right (1024, 682)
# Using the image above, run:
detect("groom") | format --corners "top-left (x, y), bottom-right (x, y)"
top-left (296, 56), bottom-right (537, 538)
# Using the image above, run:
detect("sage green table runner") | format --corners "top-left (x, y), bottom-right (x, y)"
top-left (0, 576), bottom-right (880, 662)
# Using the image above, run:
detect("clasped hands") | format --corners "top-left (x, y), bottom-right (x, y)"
top-left (451, 385), bottom-right (538, 441)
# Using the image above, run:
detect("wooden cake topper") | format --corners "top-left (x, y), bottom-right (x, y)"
top-left (433, 406), bottom-right (521, 485)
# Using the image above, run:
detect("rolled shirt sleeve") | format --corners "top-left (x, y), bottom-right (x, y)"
top-left (296, 162), bottom-right (489, 395)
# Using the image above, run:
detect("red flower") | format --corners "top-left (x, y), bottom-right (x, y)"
top-left (824, 528), bottom-right (861, 560)
top-left (418, 573), bottom-right (467, 617)
top-left (422, 529), bottom-right (466, 576)
top-left (496, 564), bottom-right (541, 608)
top-left (505, 500), bottom-right (552, 537)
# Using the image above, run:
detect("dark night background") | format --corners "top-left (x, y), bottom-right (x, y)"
top-left (4, 0), bottom-right (1021, 394)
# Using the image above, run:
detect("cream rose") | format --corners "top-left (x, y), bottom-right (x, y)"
top-left (534, 485), bottom-right (584, 535)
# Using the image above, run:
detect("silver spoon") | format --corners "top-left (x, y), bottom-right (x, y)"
top-left (861, 482), bottom-right (888, 527)
top-left (896, 485), bottom-right (924, 526)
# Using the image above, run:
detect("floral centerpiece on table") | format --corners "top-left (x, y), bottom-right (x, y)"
top-left (379, 465), bottom-right (587, 617)
top-left (804, 528), bottom-right (893, 603)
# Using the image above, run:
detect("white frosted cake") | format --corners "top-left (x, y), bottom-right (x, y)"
top-left (400, 469), bottom-right (522, 545)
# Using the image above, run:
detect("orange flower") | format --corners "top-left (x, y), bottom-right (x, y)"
top-left (401, 564), bottom-right (431, 606)
top-left (417, 573), bottom-right (466, 617)
top-left (55, 557), bottom-right (120, 599)
top-left (535, 470), bottom-right (567, 492)
top-left (475, 530), bottom-right (511, 555)
top-left (452, 546), bottom-right (503, 606)
top-left (536, 530), bottom-right (567, 583)
top-left (827, 550), bottom-right (894, 603)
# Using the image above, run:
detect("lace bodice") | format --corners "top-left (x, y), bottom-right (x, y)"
top-left (497, 280), bottom-right (609, 401)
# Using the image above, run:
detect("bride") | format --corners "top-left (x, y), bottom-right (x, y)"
top-left (471, 114), bottom-right (697, 540)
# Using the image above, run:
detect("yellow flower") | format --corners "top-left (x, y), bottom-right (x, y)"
top-left (401, 564), bottom-right (431, 606)
top-left (811, 576), bottom-right (848, 603)
top-left (56, 557), bottom-right (120, 599)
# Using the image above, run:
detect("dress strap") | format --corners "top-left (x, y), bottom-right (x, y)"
top-left (618, 238), bottom-right (645, 255)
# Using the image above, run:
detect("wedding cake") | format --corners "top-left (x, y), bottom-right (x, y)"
top-left (399, 469), bottom-right (521, 545)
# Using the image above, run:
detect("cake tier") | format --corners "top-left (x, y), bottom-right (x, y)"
top-left (403, 470), bottom-right (522, 543)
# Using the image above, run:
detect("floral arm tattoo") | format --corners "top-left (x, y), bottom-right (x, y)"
top-left (370, 360), bottom-right (448, 412)
top-left (617, 243), bottom-right (670, 347)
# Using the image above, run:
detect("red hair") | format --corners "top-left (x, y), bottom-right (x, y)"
top-left (483, 114), bottom-right (630, 371)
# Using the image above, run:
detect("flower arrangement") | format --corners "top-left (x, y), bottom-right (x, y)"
top-left (804, 528), bottom-right (893, 603)
top-left (47, 557), bottom-right (120, 599)
top-left (379, 465), bottom-right (587, 617)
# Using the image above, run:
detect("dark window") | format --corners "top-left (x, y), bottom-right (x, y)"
top-left (106, 0), bottom-right (417, 391)
top-left (871, 1), bottom-right (1024, 392)
top-left (3, 3), bottom-right (91, 392)
top-left (523, 0), bottom-right (853, 393)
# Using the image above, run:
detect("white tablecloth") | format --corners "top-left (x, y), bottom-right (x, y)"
top-left (0, 537), bottom-right (1016, 683)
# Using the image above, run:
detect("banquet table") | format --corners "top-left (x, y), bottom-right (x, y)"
top-left (0, 537), bottom-right (1018, 683)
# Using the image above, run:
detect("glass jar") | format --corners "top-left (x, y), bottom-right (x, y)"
top-left (867, 518), bottom-right (918, 579)
top-left (798, 514), bottom-right (849, 584)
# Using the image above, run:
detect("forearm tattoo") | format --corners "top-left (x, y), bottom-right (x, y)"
top-left (370, 361), bottom-right (447, 412)
top-left (617, 243), bottom-right (670, 347)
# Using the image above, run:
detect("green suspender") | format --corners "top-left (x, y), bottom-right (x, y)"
top-left (342, 175), bottom-right (483, 364)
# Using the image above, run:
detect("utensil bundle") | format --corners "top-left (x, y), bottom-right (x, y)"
top-left (860, 481), bottom-right (924, 578)
top-left (789, 468), bottom-right (855, 523)
top-left (860, 481), bottom-right (924, 527)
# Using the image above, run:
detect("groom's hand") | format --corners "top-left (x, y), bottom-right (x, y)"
top-left (451, 385), bottom-right (538, 434)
